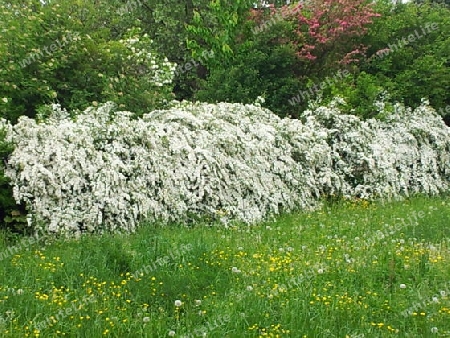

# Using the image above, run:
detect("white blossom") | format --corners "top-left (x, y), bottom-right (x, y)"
top-left (3, 98), bottom-right (450, 237)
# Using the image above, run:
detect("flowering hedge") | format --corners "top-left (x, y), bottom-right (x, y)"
top-left (4, 99), bottom-right (450, 236)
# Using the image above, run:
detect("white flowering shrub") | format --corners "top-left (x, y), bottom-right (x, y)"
top-left (0, 118), bottom-right (26, 231)
top-left (301, 99), bottom-right (450, 199)
top-left (0, 119), bottom-right (13, 144)
top-left (4, 99), bottom-right (450, 236)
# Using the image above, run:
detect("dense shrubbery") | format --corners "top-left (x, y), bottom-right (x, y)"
top-left (0, 120), bottom-right (27, 233)
top-left (0, 1), bottom-right (177, 230)
top-left (0, 1), bottom-right (176, 122)
top-left (188, 0), bottom-right (383, 118)
top-left (0, 0), bottom-right (449, 235)
top-left (194, 18), bottom-right (304, 118)
top-left (342, 1), bottom-right (450, 121)
top-left (3, 99), bottom-right (449, 236)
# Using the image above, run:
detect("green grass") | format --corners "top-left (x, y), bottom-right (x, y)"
top-left (0, 196), bottom-right (449, 337)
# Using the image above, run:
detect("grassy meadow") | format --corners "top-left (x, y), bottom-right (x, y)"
top-left (0, 196), bottom-right (449, 337)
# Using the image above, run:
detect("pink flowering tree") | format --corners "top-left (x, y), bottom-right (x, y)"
top-left (272, 0), bottom-right (381, 74)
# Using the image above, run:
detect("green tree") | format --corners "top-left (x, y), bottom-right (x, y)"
top-left (195, 17), bottom-right (305, 117)
top-left (185, 0), bottom-right (255, 68)
top-left (359, 1), bottom-right (450, 121)
top-left (0, 0), bottom-right (175, 121)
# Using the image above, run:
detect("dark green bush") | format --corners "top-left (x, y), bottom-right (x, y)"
top-left (358, 1), bottom-right (450, 121)
top-left (320, 71), bottom-right (394, 119)
top-left (0, 126), bottom-right (27, 233)
top-left (194, 18), bottom-right (306, 118)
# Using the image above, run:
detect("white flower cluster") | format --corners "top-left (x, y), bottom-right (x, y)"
top-left (0, 118), bottom-right (13, 144)
top-left (0, 118), bottom-right (13, 175)
top-left (300, 99), bottom-right (450, 198)
top-left (119, 29), bottom-right (176, 87)
top-left (4, 99), bottom-right (450, 236)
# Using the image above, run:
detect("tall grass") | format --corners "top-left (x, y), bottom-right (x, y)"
top-left (0, 195), bottom-right (449, 337)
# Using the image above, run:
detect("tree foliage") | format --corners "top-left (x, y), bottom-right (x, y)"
top-left (191, 0), bottom-right (450, 121)
top-left (0, 0), bottom-right (176, 122)
top-left (325, 0), bottom-right (450, 121)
